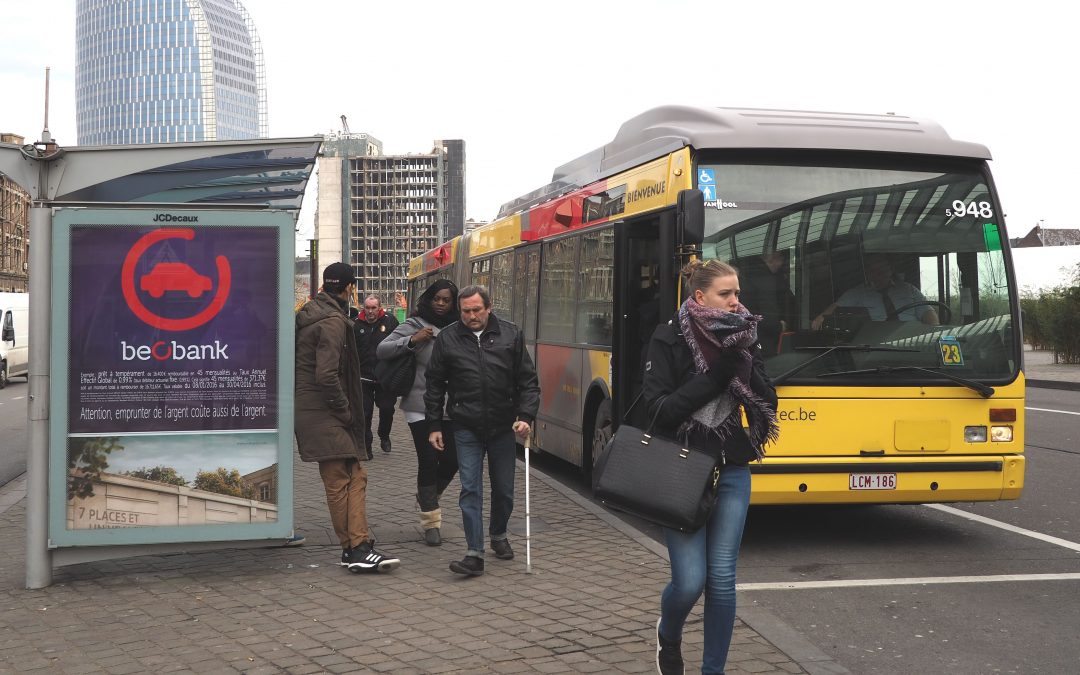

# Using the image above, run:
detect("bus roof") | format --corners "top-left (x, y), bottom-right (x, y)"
top-left (498, 106), bottom-right (991, 218)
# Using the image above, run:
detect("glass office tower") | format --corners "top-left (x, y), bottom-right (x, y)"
top-left (76, 0), bottom-right (267, 146)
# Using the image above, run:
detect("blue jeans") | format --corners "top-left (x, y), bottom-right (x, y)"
top-left (453, 427), bottom-right (516, 558)
top-left (659, 465), bottom-right (751, 675)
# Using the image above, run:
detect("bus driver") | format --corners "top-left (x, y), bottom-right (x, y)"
top-left (811, 255), bottom-right (939, 330)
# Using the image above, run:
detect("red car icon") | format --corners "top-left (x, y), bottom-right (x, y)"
top-left (139, 262), bottom-right (213, 298)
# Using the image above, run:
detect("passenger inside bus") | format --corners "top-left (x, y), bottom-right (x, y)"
top-left (736, 250), bottom-right (797, 356)
top-left (811, 254), bottom-right (939, 330)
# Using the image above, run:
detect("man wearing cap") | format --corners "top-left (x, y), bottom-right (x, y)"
top-left (294, 262), bottom-right (400, 573)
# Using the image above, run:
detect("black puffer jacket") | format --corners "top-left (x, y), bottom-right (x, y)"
top-left (641, 317), bottom-right (777, 465)
top-left (424, 312), bottom-right (540, 438)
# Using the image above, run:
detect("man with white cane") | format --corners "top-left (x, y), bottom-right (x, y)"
top-left (426, 285), bottom-right (540, 577)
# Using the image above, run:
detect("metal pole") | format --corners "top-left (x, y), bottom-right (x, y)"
top-left (25, 204), bottom-right (52, 589)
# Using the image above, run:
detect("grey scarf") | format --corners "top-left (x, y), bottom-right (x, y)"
top-left (677, 298), bottom-right (779, 459)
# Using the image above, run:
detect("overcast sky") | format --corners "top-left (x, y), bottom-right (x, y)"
top-left (2, 1), bottom-right (1077, 259)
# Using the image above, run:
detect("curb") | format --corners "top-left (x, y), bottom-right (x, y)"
top-left (519, 456), bottom-right (852, 675)
top-left (1026, 379), bottom-right (1080, 392)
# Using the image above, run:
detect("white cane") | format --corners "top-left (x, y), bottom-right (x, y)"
top-left (524, 440), bottom-right (533, 574)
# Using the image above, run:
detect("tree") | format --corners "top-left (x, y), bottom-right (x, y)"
top-left (124, 466), bottom-right (187, 486)
top-left (67, 437), bottom-right (123, 500)
top-left (193, 467), bottom-right (254, 499)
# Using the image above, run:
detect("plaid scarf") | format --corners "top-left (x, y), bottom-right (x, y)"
top-left (677, 298), bottom-right (778, 459)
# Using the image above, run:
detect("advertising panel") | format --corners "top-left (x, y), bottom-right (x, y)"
top-left (49, 209), bottom-right (294, 546)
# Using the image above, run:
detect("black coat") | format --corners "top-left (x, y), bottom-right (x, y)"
top-left (353, 312), bottom-right (399, 380)
top-left (641, 318), bottom-right (777, 465)
top-left (737, 256), bottom-right (797, 356)
top-left (424, 312), bottom-right (540, 439)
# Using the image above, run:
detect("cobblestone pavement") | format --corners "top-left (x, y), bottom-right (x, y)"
top-left (0, 411), bottom-right (812, 674)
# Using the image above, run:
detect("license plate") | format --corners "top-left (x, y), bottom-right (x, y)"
top-left (848, 473), bottom-right (897, 490)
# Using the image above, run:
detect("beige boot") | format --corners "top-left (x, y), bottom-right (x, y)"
top-left (419, 508), bottom-right (442, 546)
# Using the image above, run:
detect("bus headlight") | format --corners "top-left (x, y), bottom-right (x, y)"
top-left (990, 425), bottom-right (1013, 442)
top-left (964, 426), bottom-right (988, 442)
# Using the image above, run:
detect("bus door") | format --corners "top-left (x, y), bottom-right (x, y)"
top-left (512, 243), bottom-right (542, 369)
top-left (613, 212), bottom-right (675, 426)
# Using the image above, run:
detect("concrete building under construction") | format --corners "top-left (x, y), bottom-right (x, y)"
top-left (315, 133), bottom-right (465, 304)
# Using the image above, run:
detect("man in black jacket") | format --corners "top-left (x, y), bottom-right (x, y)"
top-left (354, 294), bottom-right (399, 457)
top-left (425, 285), bottom-right (540, 577)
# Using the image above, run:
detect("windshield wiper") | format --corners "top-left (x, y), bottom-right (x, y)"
top-left (772, 345), bottom-right (919, 386)
top-left (816, 365), bottom-right (995, 398)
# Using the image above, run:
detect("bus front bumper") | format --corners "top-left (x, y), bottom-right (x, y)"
top-left (747, 455), bottom-right (1025, 505)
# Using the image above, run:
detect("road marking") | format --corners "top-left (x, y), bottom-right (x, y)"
top-left (1026, 406), bottom-right (1080, 416)
top-left (925, 503), bottom-right (1080, 553)
top-left (738, 573), bottom-right (1080, 591)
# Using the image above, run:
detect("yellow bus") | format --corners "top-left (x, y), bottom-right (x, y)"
top-left (408, 106), bottom-right (1024, 505)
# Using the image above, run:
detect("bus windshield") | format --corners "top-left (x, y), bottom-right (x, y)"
top-left (698, 160), bottom-right (1018, 385)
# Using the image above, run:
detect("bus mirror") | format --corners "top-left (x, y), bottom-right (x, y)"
top-left (677, 189), bottom-right (704, 247)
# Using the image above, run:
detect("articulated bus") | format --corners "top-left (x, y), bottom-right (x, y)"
top-left (408, 106), bottom-right (1024, 505)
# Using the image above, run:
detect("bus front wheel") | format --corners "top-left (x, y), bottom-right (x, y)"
top-left (586, 398), bottom-right (613, 483)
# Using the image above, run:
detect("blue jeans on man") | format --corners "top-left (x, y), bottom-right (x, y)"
top-left (453, 427), bottom-right (516, 558)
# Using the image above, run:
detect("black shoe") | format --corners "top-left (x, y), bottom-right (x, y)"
top-left (424, 527), bottom-right (442, 546)
top-left (380, 437), bottom-right (392, 453)
top-left (339, 548), bottom-right (352, 567)
top-left (655, 618), bottom-right (684, 675)
top-left (347, 542), bottom-right (400, 573)
top-left (491, 539), bottom-right (514, 560)
top-left (449, 556), bottom-right (484, 576)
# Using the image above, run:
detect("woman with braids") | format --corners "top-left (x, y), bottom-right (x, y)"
top-left (642, 259), bottom-right (779, 675)
top-left (377, 279), bottom-right (460, 546)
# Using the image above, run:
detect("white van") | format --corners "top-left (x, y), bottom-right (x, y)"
top-left (0, 292), bottom-right (29, 388)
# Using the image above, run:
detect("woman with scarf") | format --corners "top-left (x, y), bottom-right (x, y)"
top-left (642, 259), bottom-right (779, 675)
top-left (377, 279), bottom-right (460, 545)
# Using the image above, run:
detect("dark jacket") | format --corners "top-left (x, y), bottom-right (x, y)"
top-left (424, 312), bottom-right (540, 438)
top-left (353, 312), bottom-right (399, 380)
top-left (294, 292), bottom-right (367, 462)
top-left (641, 317), bottom-right (777, 465)
top-left (737, 256), bottom-right (797, 356)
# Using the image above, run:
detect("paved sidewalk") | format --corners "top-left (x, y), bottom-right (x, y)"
top-left (0, 412), bottom-right (817, 674)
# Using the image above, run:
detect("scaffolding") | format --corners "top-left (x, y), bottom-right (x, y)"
top-left (349, 153), bottom-right (444, 304)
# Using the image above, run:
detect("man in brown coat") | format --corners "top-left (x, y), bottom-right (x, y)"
top-left (295, 262), bottom-right (400, 573)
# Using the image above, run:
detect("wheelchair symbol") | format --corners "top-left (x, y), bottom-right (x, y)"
top-left (698, 169), bottom-right (715, 184)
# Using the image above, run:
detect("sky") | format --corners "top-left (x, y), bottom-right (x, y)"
top-left (2, 1), bottom-right (1077, 284)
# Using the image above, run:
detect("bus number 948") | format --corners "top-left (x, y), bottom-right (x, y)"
top-left (946, 200), bottom-right (993, 218)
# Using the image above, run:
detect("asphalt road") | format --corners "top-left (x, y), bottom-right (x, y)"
top-left (528, 386), bottom-right (1080, 675)
top-left (0, 377), bottom-right (28, 487)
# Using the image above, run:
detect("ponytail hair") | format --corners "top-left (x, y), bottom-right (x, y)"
top-left (681, 259), bottom-right (738, 297)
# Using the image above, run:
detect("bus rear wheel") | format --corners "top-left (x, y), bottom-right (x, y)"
top-left (0, 362), bottom-right (7, 389)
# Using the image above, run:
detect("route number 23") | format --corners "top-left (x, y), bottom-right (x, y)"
top-left (940, 342), bottom-right (963, 365)
top-left (946, 200), bottom-right (994, 219)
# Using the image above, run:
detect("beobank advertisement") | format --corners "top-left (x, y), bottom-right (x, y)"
top-left (69, 224), bottom-right (278, 435)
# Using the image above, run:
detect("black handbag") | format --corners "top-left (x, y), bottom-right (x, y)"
top-left (593, 393), bottom-right (721, 532)
top-left (374, 326), bottom-right (418, 397)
